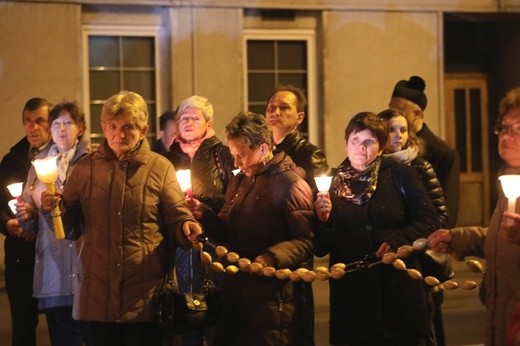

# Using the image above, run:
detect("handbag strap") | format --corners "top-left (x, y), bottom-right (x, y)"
top-left (162, 266), bottom-right (176, 291)
top-left (213, 146), bottom-right (229, 189)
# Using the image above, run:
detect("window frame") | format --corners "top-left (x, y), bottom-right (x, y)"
top-left (242, 29), bottom-right (318, 144)
top-left (81, 24), bottom-right (162, 143)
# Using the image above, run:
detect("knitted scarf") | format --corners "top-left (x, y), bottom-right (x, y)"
top-left (384, 144), bottom-right (419, 165)
top-left (333, 156), bottom-right (381, 205)
top-left (48, 140), bottom-right (78, 191)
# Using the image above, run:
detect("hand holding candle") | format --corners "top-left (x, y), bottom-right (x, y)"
top-left (176, 169), bottom-right (192, 199)
top-left (314, 175), bottom-right (333, 221)
top-left (32, 156), bottom-right (65, 239)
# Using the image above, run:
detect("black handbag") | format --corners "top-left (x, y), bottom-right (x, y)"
top-left (419, 250), bottom-right (454, 282)
top-left (153, 257), bottom-right (223, 334)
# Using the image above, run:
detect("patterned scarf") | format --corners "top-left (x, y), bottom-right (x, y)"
top-left (48, 140), bottom-right (78, 190)
top-left (333, 156), bottom-right (381, 205)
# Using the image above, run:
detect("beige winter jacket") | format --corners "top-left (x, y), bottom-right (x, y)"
top-left (61, 139), bottom-right (195, 322)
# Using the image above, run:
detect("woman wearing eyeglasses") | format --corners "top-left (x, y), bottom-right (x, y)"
top-left (314, 112), bottom-right (441, 345)
top-left (16, 101), bottom-right (92, 345)
top-left (429, 87), bottom-right (520, 346)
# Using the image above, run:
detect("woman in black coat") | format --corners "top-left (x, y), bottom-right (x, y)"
top-left (315, 112), bottom-right (441, 345)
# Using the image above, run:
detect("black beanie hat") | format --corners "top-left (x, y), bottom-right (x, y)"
top-left (391, 75), bottom-right (427, 111)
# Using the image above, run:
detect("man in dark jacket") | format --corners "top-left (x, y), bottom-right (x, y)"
top-left (0, 97), bottom-right (52, 345)
top-left (265, 85), bottom-right (329, 193)
top-left (389, 75), bottom-right (460, 346)
top-left (265, 85), bottom-right (328, 344)
top-left (152, 109), bottom-right (178, 154)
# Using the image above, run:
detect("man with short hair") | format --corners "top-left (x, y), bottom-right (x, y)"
top-left (265, 85), bottom-right (329, 192)
top-left (0, 97), bottom-right (52, 346)
top-left (152, 109), bottom-right (178, 154)
top-left (265, 85), bottom-right (328, 344)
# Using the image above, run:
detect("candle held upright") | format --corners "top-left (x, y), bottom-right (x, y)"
top-left (314, 175), bottom-right (333, 220)
top-left (176, 169), bottom-right (192, 199)
top-left (499, 174), bottom-right (520, 212)
top-left (314, 175), bottom-right (332, 193)
top-left (7, 182), bottom-right (24, 216)
top-left (7, 182), bottom-right (23, 201)
top-left (32, 156), bottom-right (65, 239)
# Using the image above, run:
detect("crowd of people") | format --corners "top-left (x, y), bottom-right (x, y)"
top-left (0, 77), bottom-right (518, 346)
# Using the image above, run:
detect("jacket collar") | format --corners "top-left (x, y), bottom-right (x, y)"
top-left (95, 138), bottom-right (151, 166)
top-left (253, 151), bottom-right (297, 177)
top-left (275, 130), bottom-right (302, 151)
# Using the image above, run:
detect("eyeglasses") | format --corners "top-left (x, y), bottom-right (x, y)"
top-left (493, 122), bottom-right (520, 136)
top-left (51, 120), bottom-right (75, 130)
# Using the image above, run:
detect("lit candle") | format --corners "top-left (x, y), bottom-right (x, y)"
top-left (314, 175), bottom-right (332, 193)
top-left (32, 156), bottom-right (65, 239)
top-left (8, 199), bottom-right (17, 215)
top-left (499, 174), bottom-right (520, 212)
top-left (7, 182), bottom-right (23, 202)
top-left (176, 169), bottom-right (192, 199)
top-left (314, 175), bottom-right (333, 220)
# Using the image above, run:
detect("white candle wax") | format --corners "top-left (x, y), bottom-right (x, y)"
top-left (314, 175), bottom-right (332, 192)
top-left (7, 182), bottom-right (23, 198)
top-left (508, 198), bottom-right (517, 213)
top-left (32, 156), bottom-right (58, 184)
top-left (176, 169), bottom-right (192, 198)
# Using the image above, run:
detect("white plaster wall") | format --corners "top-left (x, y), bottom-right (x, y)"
top-left (0, 2), bottom-right (81, 278)
top-left (171, 8), bottom-right (244, 138)
top-left (322, 10), bottom-right (441, 167)
top-left (0, 2), bottom-right (82, 157)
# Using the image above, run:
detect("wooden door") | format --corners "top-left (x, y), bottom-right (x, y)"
top-left (444, 74), bottom-right (490, 226)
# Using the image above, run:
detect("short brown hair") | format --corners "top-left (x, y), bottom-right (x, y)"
top-left (225, 111), bottom-right (273, 150)
top-left (345, 112), bottom-right (387, 147)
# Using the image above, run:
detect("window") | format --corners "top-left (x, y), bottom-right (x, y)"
top-left (82, 26), bottom-right (160, 145)
top-left (243, 30), bottom-right (317, 142)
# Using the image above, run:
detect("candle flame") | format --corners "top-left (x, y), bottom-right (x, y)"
top-left (176, 169), bottom-right (191, 192)
top-left (32, 156), bottom-right (58, 184)
top-left (7, 182), bottom-right (23, 198)
top-left (314, 175), bottom-right (332, 192)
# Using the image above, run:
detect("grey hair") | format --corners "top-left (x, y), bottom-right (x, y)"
top-left (177, 95), bottom-right (214, 122)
